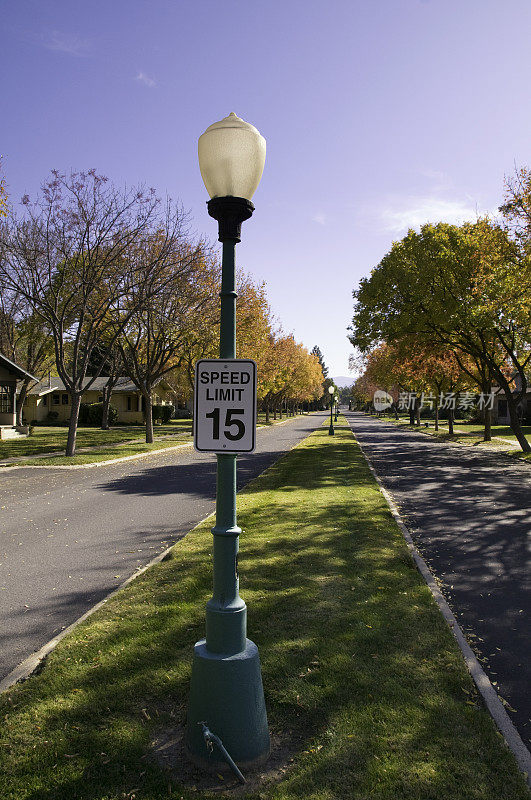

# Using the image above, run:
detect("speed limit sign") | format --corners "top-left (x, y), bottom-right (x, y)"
top-left (194, 359), bottom-right (257, 453)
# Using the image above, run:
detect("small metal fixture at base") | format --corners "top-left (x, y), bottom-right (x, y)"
top-left (199, 722), bottom-right (246, 784)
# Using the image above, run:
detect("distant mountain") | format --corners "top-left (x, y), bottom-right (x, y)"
top-left (332, 376), bottom-right (354, 387)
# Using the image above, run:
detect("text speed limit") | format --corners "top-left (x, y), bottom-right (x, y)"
top-left (194, 359), bottom-right (257, 453)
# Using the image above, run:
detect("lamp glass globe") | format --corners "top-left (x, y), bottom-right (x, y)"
top-left (198, 112), bottom-right (266, 201)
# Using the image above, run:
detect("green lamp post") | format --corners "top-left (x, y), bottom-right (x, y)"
top-left (186, 113), bottom-right (270, 771)
top-left (328, 385), bottom-right (335, 435)
top-left (334, 395), bottom-right (339, 422)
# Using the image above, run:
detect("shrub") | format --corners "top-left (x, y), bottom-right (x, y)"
top-left (46, 411), bottom-right (59, 422)
top-left (174, 407), bottom-right (192, 419)
top-left (152, 404), bottom-right (174, 424)
top-left (78, 403), bottom-right (90, 424)
top-left (78, 402), bottom-right (118, 426)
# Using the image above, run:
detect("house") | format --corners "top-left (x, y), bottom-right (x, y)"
top-left (25, 377), bottom-right (175, 425)
top-left (0, 353), bottom-right (38, 439)
top-left (493, 373), bottom-right (531, 425)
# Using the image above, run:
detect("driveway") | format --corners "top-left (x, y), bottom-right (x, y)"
top-left (346, 412), bottom-right (531, 749)
top-left (0, 413), bottom-right (326, 683)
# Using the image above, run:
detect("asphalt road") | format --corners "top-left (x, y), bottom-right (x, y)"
top-left (0, 413), bottom-right (326, 683)
top-left (345, 411), bottom-right (531, 748)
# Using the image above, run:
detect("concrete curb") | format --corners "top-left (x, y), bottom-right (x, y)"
top-left (0, 441), bottom-right (194, 471)
top-left (350, 425), bottom-right (531, 787)
top-left (0, 415), bottom-right (308, 472)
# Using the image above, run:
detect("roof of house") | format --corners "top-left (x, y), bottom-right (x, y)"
top-left (0, 352), bottom-right (38, 382)
top-left (28, 376), bottom-right (171, 396)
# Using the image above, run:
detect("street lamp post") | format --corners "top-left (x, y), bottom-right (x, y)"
top-left (186, 113), bottom-right (270, 770)
top-left (334, 396), bottom-right (339, 422)
top-left (328, 385), bottom-right (335, 435)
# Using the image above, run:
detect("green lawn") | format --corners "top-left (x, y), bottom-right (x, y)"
top-left (378, 414), bottom-right (531, 453)
top-left (1, 419), bottom-right (528, 799)
top-left (0, 421), bottom-right (192, 460)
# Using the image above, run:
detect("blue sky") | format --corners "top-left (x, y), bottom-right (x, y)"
top-left (3, 0), bottom-right (531, 377)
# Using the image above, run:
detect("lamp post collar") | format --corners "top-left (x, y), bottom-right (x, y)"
top-left (207, 196), bottom-right (255, 243)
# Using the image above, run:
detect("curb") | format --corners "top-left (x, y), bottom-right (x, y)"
top-left (0, 441), bottom-right (194, 471)
top-left (349, 422), bottom-right (531, 786)
top-left (0, 415), bottom-right (309, 471)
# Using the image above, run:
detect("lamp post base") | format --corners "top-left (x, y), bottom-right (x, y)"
top-left (329, 425), bottom-right (334, 435)
top-left (186, 638), bottom-right (270, 769)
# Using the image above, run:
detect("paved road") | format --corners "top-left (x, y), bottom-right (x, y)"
top-left (0, 413), bottom-right (326, 683)
top-left (346, 411), bottom-right (531, 748)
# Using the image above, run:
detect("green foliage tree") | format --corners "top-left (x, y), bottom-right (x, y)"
top-left (1, 171), bottom-right (191, 455)
top-left (350, 219), bottom-right (531, 451)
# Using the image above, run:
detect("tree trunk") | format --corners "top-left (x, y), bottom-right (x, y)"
top-left (145, 392), bottom-right (154, 444)
top-left (507, 392), bottom-right (530, 452)
top-left (409, 407), bottom-right (415, 425)
top-left (265, 405), bottom-right (270, 423)
top-left (101, 386), bottom-right (111, 430)
top-left (279, 405), bottom-right (283, 419)
top-left (16, 380), bottom-right (30, 425)
top-left (434, 396), bottom-right (439, 431)
top-left (273, 407), bottom-right (277, 420)
top-left (415, 397), bottom-right (421, 426)
top-left (484, 407), bottom-right (492, 442)
top-left (448, 408), bottom-right (454, 436)
top-left (66, 393), bottom-right (83, 457)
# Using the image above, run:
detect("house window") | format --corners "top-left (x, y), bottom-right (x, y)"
top-left (0, 384), bottom-right (14, 414)
top-left (52, 394), bottom-right (60, 405)
top-left (42, 396), bottom-right (48, 406)
top-left (498, 399), bottom-right (507, 418)
top-left (127, 396), bottom-right (132, 411)
top-left (62, 394), bottom-right (69, 405)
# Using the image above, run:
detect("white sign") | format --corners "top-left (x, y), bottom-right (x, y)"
top-left (194, 359), bottom-right (257, 453)
top-left (373, 390), bottom-right (393, 412)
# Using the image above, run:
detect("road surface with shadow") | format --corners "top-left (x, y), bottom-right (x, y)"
top-left (345, 411), bottom-right (531, 749)
top-left (0, 413), bottom-right (326, 683)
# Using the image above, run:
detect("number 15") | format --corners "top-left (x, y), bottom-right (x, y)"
top-left (205, 408), bottom-right (245, 441)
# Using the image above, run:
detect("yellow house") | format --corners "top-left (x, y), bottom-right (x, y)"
top-left (0, 353), bottom-right (38, 439)
top-left (25, 377), bottom-right (175, 425)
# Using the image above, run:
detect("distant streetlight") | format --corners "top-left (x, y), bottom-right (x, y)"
top-left (328, 385), bottom-right (335, 435)
top-left (186, 112), bottom-right (270, 771)
top-left (334, 395), bottom-right (339, 422)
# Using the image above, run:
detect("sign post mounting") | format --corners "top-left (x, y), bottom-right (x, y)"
top-left (194, 358), bottom-right (257, 453)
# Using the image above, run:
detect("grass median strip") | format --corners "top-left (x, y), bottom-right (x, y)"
top-left (1, 421), bottom-right (528, 799)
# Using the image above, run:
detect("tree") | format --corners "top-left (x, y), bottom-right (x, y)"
top-left (0, 157), bottom-right (7, 218)
top-left (118, 235), bottom-right (214, 443)
top-left (0, 281), bottom-right (55, 423)
top-left (0, 170), bottom-right (188, 455)
top-left (350, 219), bottom-right (531, 451)
top-left (311, 345), bottom-right (328, 378)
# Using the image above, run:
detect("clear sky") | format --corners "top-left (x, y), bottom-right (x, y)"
top-left (3, 0), bottom-right (531, 378)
